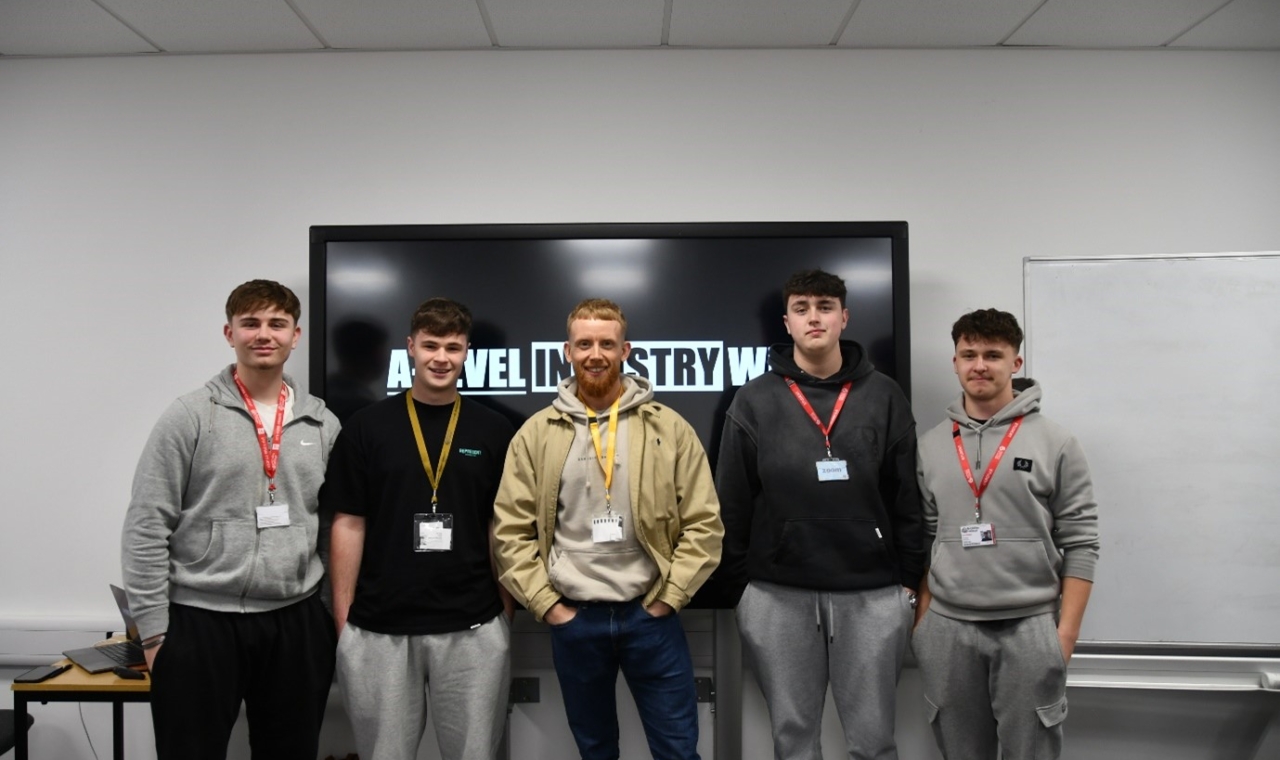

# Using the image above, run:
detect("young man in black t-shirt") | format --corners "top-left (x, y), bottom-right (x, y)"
top-left (323, 298), bottom-right (515, 760)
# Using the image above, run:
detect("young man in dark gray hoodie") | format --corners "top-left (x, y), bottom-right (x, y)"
top-left (121, 280), bottom-right (340, 760)
top-left (913, 308), bottom-right (1099, 760)
top-left (716, 269), bottom-right (923, 760)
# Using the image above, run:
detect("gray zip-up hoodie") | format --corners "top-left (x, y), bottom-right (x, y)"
top-left (121, 366), bottom-right (340, 639)
top-left (917, 379), bottom-right (1099, 622)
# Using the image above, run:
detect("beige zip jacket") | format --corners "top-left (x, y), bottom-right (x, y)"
top-left (493, 390), bottom-right (723, 622)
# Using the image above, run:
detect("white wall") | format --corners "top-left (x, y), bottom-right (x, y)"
top-left (3, 47), bottom-right (1279, 759)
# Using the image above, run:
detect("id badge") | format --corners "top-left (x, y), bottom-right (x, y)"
top-left (591, 514), bottom-right (624, 543)
top-left (414, 512), bottom-right (453, 552)
top-left (256, 503), bottom-right (290, 528)
top-left (815, 458), bottom-right (849, 482)
top-left (960, 523), bottom-right (996, 548)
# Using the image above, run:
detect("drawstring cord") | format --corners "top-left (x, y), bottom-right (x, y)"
top-left (814, 593), bottom-right (836, 643)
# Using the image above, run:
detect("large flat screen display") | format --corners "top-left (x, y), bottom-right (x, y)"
top-left (311, 223), bottom-right (907, 436)
top-left (311, 223), bottom-right (908, 438)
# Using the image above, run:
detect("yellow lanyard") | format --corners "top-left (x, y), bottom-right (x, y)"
top-left (405, 391), bottom-right (461, 512)
top-left (583, 396), bottom-right (621, 512)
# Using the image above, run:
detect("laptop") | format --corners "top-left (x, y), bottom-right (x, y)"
top-left (62, 585), bottom-right (147, 674)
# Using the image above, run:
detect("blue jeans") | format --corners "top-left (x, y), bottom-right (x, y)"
top-left (549, 598), bottom-right (700, 760)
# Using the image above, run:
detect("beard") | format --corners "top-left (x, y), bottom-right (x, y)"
top-left (576, 360), bottom-right (622, 401)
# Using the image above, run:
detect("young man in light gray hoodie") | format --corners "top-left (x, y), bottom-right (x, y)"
top-left (913, 308), bottom-right (1099, 760)
top-left (121, 280), bottom-right (340, 760)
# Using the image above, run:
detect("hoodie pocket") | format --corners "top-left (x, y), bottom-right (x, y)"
top-left (174, 517), bottom-right (255, 583)
top-left (173, 518), bottom-right (310, 600)
top-left (248, 524), bottom-right (311, 599)
top-left (929, 537), bottom-right (1061, 610)
top-left (772, 517), bottom-right (895, 586)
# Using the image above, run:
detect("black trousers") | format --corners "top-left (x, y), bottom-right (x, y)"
top-left (149, 593), bottom-right (337, 760)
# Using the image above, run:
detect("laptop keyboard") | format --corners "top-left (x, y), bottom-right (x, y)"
top-left (96, 640), bottom-right (144, 665)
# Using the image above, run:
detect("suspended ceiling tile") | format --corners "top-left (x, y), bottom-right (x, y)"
top-left (291, 0), bottom-right (492, 50)
top-left (0, 0), bottom-right (156, 56)
top-left (483, 0), bottom-right (665, 48)
top-left (669, 0), bottom-right (852, 47)
top-left (104, 0), bottom-right (322, 53)
top-left (1170, 0), bottom-right (1280, 48)
top-left (840, 0), bottom-right (1044, 47)
top-left (1006, 0), bottom-right (1232, 48)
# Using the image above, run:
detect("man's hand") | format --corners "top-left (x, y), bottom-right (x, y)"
top-left (913, 577), bottom-right (933, 630)
top-left (143, 641), bottom-right (161, 673)
top-left (502, 592), bottom-right (515, 622)
top-left (1056, 576), bottom-right (1093, 666)
top-left (331, 512), bottom-right (366, 638)
top-left (1058, 626), bottom-right (1079, 665)
top-left (544, 601), bottom-right (577, 626)
top-left (645, 600), bottom-right (674, 618)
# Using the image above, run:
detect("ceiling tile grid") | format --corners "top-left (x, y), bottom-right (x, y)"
top-left (1170, 0), bottom-right (1280, 48)
top-left (1005, 0), bottom-right (1234, 47)
top-left (840, 0), bottom-right (1045, 48)
top-left (290, 0), bottom-right (492, 50)
top-left (483, 0), bottom-right (666, 48)
top-left (1, 0), bottom-right (1276, 59)
top-left (102, 0), bottom-right (322, 53)
top-left (668, 0), bottom-right (854, 48)
top-left (0, 0), bottom-right (155, 56)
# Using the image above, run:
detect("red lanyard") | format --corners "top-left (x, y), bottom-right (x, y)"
top-left (233, 371), bottom-right (289, 501)
top-left (952, 416), bottom-right (1023, 521)
top-left (785, 378), bottom-right (852, 457)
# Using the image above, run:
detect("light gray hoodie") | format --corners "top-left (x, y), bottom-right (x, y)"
top-left (917, 380), bottom-right (1100, 622)
top-left (548, 375), bottom-right (660, 602)
top-left (121, 366), bottom-right (340, 639)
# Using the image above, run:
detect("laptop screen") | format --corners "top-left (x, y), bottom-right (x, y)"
top-left (109, 584), bottom-right (141, 643)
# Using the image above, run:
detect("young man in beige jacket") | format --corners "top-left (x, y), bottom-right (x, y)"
top-left (493, 298), bottom-right (723, 760)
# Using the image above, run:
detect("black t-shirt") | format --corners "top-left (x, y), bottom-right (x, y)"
top-left (321, 393), bottom-right (515, 634)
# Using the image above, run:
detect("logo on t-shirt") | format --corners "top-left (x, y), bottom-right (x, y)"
top-left (457, 448), bottom-right (483, 457)
top-left (1013, 457), bottom-right (1033, 472)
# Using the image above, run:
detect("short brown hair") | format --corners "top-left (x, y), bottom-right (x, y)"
top-left (409, 297), bottom-right (472, 339)
top-left (566, 298), bottom-right (627, 339)
top-left (951, 309), bottom-right (1023, 352)
top-left (783, 269), bottom-right (846, 307)
top-left (225, 280), bottom-right (301, 324)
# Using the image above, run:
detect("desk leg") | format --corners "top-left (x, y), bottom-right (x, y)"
top-left (14, 693), bottom-right (29, 760)
top-left (113, 700), bottom-right (124, 760)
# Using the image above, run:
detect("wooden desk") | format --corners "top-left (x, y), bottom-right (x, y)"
top-left (10, 657), bottom-right (149, 760)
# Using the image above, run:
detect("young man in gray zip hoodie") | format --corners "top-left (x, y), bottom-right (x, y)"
top-left (121, 280), bottom-right (341, 760)
top-left (914, 308), bottom-right (1099, 760)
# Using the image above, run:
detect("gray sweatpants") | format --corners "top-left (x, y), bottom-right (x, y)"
top-left (911, 610), bottom-right (1068, 760)
top-left (737, 581), bottom-right (913, 760)
top-left (336, 616), bottom-right (511, 760)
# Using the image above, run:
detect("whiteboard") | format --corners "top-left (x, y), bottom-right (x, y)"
top-left (1024, 253), bottom-right (1280, 648)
